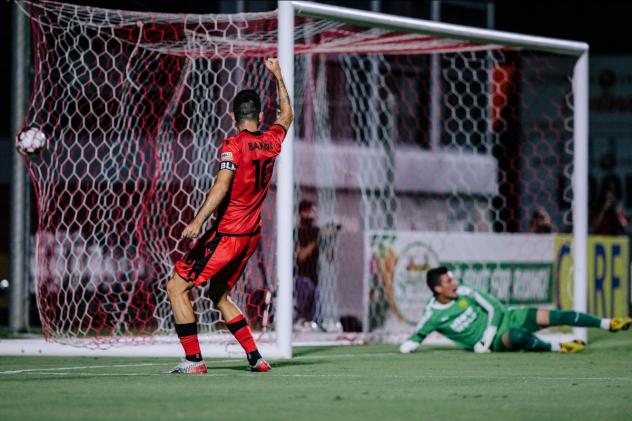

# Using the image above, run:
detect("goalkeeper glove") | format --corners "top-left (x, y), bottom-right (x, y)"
top-left (473, 325), bottom-right (497, 353)
top-left (399, 339), bottom-right (420, 354)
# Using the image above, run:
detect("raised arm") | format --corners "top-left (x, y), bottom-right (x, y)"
top-left (265, 58), bottom-right (293, 131)
top-left (181, 169), bottom-right (234, 240)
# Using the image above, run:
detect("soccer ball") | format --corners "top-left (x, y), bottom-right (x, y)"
top-left (16, 127), bottom-right (47, 155)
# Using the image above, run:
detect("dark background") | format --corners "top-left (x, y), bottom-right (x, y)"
top-left (5, 0), bottom-right (632, 145)
top-left (1, 0), bottom-right (630, 326)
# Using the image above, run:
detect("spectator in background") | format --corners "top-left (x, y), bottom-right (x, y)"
top-left (295, 200), bottom-right (319, 331)
top-left (592, 180), bottom-right (628, 236)
top-left (529, 206), bottom-right (553, 233)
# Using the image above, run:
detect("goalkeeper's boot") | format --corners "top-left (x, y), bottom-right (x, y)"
top-left (166, 359), bottom-right (208, 374)
top-left (610, 317), bottom-right (631, 332)
top-left (560, 340), bottom-right (586, 353)
top-left (250, 358), bottom-right (272, 373)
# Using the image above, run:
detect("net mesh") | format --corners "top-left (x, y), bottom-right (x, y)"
top-left (21, 1), bottom-right (282, 344)
top-left (19, 0), bottom-right (578, 346)
top-left (293, 48), bottom-right (575, 341)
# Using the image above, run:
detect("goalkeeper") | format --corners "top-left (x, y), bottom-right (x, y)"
top-left (400, 266), bottom-right (631, 354)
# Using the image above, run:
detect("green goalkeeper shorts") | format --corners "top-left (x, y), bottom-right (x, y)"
top-left (491, 308), bottom-right (540, 352)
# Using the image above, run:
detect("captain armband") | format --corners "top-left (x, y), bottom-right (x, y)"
top-left (220, 161), bottom-right (237, 171)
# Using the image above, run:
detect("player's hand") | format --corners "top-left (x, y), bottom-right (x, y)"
top-left (181, 221), bottom-right (202, 240)
top-left (474, 325), bottom-right (497, 353)
top-left (399, 339), bottom-right (420, 354)
top-left (265, 58), bottom-right (282, 78)
top-left (473, 341), bottom-right (490, 353)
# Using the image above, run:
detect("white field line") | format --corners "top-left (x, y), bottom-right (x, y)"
top-left (0, 358), bottom-right (250, 374)
top-left (6, 371), bottom-right (632, 382)
top-left (2, 345), bottom-right (631, 378)
top-left (0, 362), bottom-right (163, 374)
top-left (0, 354), bottom-right (393, 375)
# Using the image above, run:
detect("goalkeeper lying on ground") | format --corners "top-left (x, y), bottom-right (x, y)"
top-left (400, 266), bottom-right (631, 354)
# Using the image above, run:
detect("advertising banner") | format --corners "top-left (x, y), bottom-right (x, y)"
top-left (367, 231), bottom-right (630, 334)
top-left (556, 235), bottom-right (629, 317)
top-left (366, 231), bottom-right (556, 332)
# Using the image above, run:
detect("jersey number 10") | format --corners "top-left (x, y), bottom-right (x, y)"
top-left (252, 158), bottom-right (274, 192)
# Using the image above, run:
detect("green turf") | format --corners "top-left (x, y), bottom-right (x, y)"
top-left (1, 330), bottom-right (631, 421)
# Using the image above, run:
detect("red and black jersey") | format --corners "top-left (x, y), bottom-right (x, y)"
top-left (215, 124), bottom-right (286, 234)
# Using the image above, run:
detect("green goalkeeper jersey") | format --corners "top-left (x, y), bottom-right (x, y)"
top-left (408, 285), bottom-right (506, 351)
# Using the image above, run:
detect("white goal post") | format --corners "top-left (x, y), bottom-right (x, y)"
top-left (277, 1), bottom-right (588, 348)
top-left (0, 0), bottom-right (588, 359)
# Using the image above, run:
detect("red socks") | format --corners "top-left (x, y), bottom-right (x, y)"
top-left (226, 314), bottom-right (257, 353)
top-left (179, 334), bottom-right (201, 358)
top-left (175, 322), bottom-right (202, 362)
top-left (176, 317), bottom-right (261, 365)
top-left (226, 314), bottom-right (263, 366)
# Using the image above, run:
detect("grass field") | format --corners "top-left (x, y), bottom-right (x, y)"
top-left (1, 330), bottom-right (631, 421)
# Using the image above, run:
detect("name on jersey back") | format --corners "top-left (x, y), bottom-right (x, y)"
top-left (248, 141), bottom-right (274, 152)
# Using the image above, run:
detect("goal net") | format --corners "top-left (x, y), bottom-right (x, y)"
top-left (17, 0), bottom-right (587, 352)
top-left (289, 8), bottom-right (586, 344)
top-left (19, 1), bottom-right (283, 350)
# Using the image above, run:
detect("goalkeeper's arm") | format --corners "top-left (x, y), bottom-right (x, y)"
top-left (471, 289), bottom-right (503, 353)
top-left (400, 309), bottom-right (434, 353)
top-left (399, 333), bottom-right (427, 353)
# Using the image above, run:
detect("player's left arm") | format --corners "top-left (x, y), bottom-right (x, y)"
top-left (458, 286), bottom-right (502, 353)
top-left (181, 169), bottom-right (234, 239)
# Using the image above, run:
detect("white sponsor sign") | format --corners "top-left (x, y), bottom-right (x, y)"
top-left (365, 231), bottom-right (555, 333)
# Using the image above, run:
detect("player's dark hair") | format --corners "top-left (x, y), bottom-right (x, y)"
top-left (426, 266), bottom-right (449, 296)
top-left (233, 89), bottom-right (261, 123)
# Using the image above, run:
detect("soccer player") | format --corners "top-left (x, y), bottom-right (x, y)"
top-left (400, 266), bottom-right (631, 354)
top-left (166, 58), bottom-right (293, 374)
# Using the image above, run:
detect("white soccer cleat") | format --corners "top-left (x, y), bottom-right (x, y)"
top-left (249, 358), bottom-right (272, 372)
top-left (166, 359), bottom-right (208, 374)
top-left (399, 339), bottom-right (420, 354)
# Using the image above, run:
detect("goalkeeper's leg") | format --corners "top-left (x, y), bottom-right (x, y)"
top-left (500, 328), bottom-right (584, 353)
top-left (503, 328), bottom-right (554, 352)
top-left (536, 309), bottom-right (631, 332)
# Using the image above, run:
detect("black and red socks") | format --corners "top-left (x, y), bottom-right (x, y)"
top-left (226, 314), bottom-right (262, 366)
top-left (175, 322), bottom-right (203, 362)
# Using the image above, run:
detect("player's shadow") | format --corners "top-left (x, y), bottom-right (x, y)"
top-left (415, 346), bottom-right (460, 353)
top-left (211, 359), bottom-right (319, 372)
top-left (292, 346), bottom-right (339, 357)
